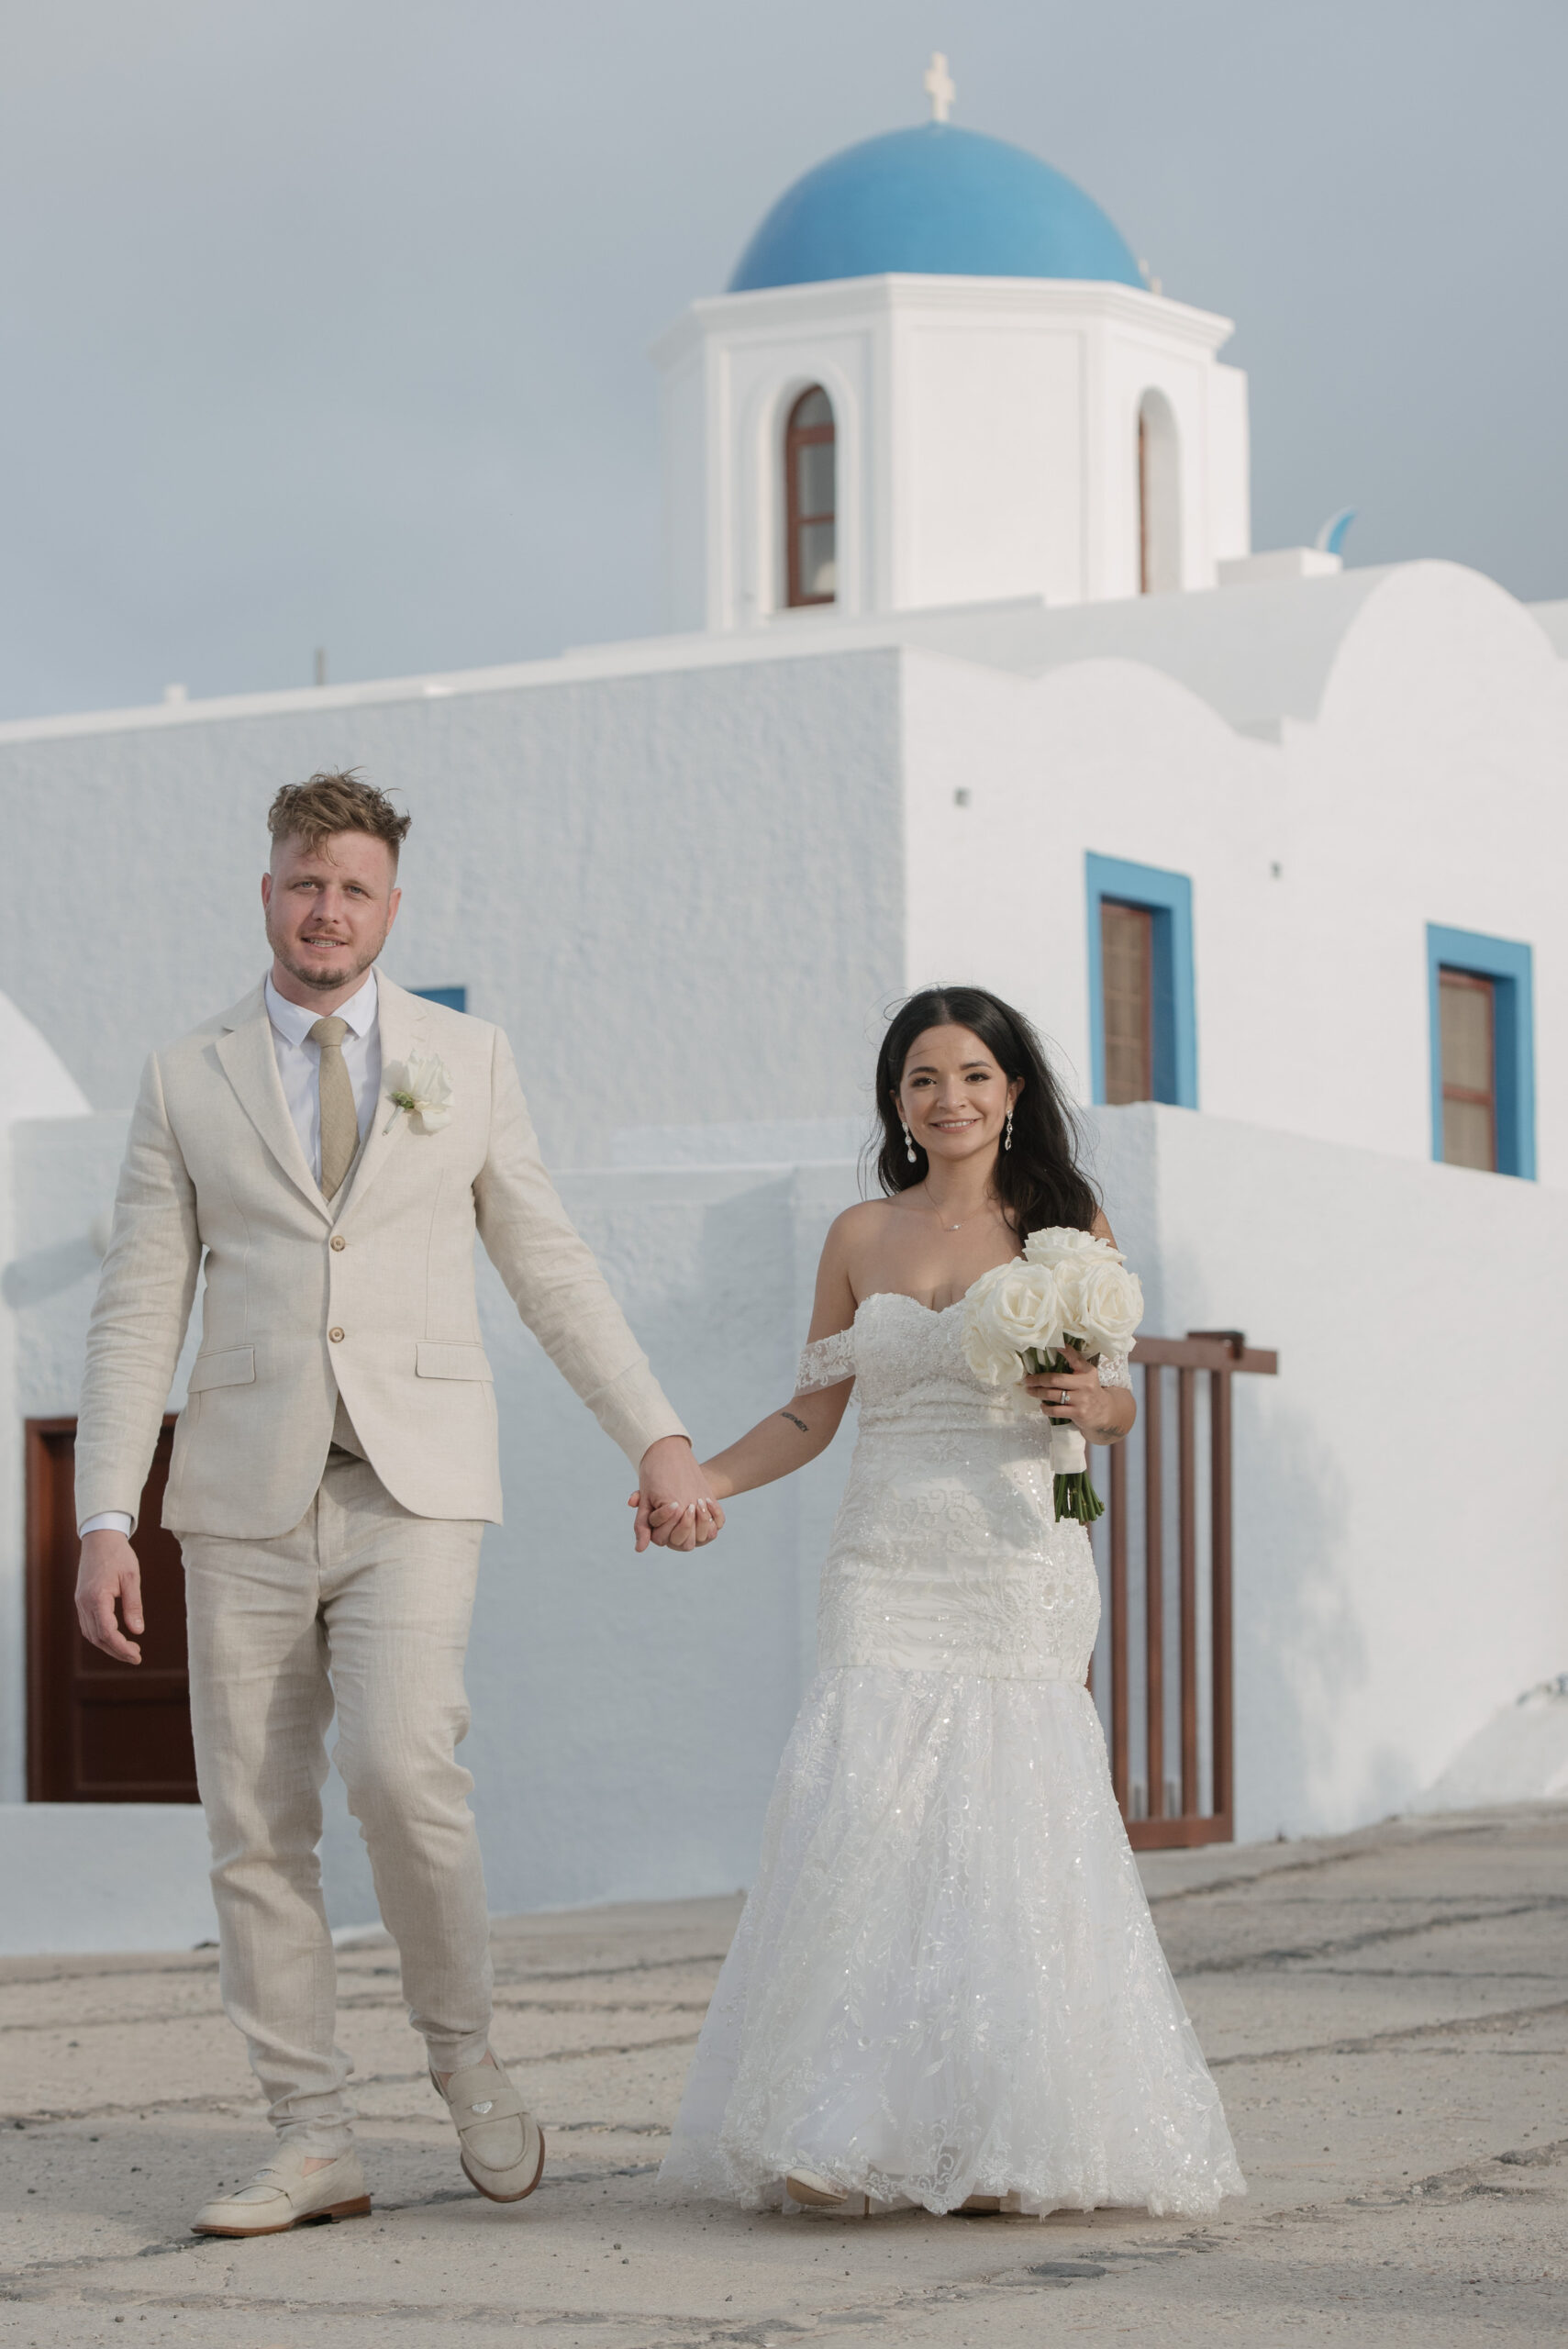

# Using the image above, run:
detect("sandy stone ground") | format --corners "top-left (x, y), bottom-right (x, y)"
top-left (1, 1805), bottom-right (1563, 2347)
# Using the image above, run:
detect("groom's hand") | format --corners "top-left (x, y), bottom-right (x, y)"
top-left (75, 1531), bottom-right (145, 1664)
top-left (632, 1437), bottom-right (724, 1554)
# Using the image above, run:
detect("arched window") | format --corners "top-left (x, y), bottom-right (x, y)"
top-left (1137, 391), bottom-right (1181, 595)
top-left (784, 386), bottom-right (836, 607)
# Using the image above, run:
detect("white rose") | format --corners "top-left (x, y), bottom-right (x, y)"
top-left (1024, 1224), bottom-right (1125, 1269)
top-left (1063, 1260), bottom-right (1144, 1355)
top-left (977, 1260), bottom-right (1066, 1355)
top-left (962, 1316), bottom-right (1027, 1388)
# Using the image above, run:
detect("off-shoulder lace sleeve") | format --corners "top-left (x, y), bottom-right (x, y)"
top-left (1095, 1348), bottom-right (1132, 1391)
top-left (795, 1328), bottom-right (856, 1394)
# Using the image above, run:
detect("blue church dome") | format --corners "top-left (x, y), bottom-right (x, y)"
top-left (728, 122), bottom-right (1143, 295)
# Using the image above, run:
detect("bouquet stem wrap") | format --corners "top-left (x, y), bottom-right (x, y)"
top-left (1023, 1341), bottom-right (1105, 1523)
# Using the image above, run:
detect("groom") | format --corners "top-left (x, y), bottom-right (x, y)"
top-left (73, 770), bottom-right (720, 2235)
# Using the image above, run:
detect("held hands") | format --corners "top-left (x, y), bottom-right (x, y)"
top-left (75, 1530), bottom-right (145, 1664)
top-left (628, 1435), bottom-right (726, 1554)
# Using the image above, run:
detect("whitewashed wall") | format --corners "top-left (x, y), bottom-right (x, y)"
top-left (0, 651), bottom-right (906, 1166)
top-left (1085, 1105), bottom-right (1568, 1841)
top-left (1, 1118), bottom-right (860, 1936)
top-left (466, 1109), bottom-right (1568, 1869)
top-left (5, 1098), bottom-right (1565, 1944)
top-left (0, 1010), bottom-right (94, 1806)
top-left (4, 561), bottom-right (1562, 1197)
top-left (4, 553), bottom-right (1568, 1943)
top-left (900, 561), bottom-right (1568, 1184)
top-left (653, 275), bottom-right (1247, 627)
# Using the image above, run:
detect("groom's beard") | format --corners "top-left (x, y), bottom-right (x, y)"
top-left (265, 915), bottom-right (388, 996)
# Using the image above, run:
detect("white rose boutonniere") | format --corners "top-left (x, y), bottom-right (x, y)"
top-left (383, 1052), bottom-right (455, 1135)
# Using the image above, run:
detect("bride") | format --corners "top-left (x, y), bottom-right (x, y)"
top-left (655, 985), bottom-right (1244, 2220)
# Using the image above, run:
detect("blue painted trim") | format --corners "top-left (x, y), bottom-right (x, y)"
top-left (1426, 925), bottom-right (1535, 1179)
top-left (1314, 505), bottom-right (1357, 557)
top-left (413, 985), bottom-right (467, 1014)
top-left (1084, 854), bottom-right (1197, 1109)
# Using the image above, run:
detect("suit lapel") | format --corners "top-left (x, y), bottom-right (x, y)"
top-left (335, 972), bottom-right (428, 1227)
top-left (215, 983), bottom-right (331, 1221)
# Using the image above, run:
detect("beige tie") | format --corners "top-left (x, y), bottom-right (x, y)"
top-left (308, 1016), bottom-right (359, 1202)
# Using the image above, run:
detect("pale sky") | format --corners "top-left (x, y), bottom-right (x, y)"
top-left (2, 0), bottom-right (1562, 722)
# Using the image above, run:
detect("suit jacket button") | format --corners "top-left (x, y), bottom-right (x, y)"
top-left (330, 1235), bottom-right (346, 1251)
top-left (328, 1327), bottom-right (345, 1342)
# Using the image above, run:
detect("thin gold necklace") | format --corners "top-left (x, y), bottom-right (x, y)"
top-left (922, 1183), bottom-right (996, 1234)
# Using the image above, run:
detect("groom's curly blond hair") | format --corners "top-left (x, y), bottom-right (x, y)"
top-left (267, 770), bottom-right (411, 863)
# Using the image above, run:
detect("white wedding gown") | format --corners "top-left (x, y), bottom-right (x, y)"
top-left (661, 1291), bottom-right (1245, 2218)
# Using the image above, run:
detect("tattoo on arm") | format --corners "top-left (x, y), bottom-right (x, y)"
top-left (779, 1410), bottom-right (810, 1434)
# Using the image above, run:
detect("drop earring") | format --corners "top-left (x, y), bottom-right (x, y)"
top-left (901, 1119), bottom-right (917, 1165)
top-left (1004, 1108), bottom-right (1014, 1152)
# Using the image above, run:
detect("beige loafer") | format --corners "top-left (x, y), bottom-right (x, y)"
top-left (192, 2145), bottom-right (370, 2237)
top-left (433, 2054), bottom-right (545, 2203)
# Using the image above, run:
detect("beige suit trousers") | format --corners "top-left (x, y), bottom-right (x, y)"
top-left (183, 1454), bottom-right (489, 2153)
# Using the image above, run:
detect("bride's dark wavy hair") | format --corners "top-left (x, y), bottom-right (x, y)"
top-left (871, 985), bottom-right (1099, 1239)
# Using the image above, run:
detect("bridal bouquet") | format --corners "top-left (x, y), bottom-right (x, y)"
top-left (961, 1229), bottom-right (1144, 1522)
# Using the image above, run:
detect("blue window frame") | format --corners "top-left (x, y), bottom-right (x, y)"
top-left (1085, 853), bottom-right (1197, 1108)
top-left (1426, 926), bottom-right (1535, 1178)
top-left (412, 985), bottom-right (467, 1013)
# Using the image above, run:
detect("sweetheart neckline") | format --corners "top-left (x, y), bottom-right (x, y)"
top-left (856, 1290), bottom-right (967, 1322)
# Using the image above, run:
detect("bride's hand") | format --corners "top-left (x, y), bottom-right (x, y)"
top-left (1022, 1354), bottom-right (1104, 1426)
top-left (625, 1491), bottom-right (722, 1553)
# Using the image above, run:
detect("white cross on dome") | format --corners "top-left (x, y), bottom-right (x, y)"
top-left (923, 50), bottom-right (956, 124)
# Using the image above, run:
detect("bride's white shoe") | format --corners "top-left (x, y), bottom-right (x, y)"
top-left (785, 2165), bottom-right (864, 2212)
top-left (785, 2167), bottom-right (1015, 2217)
top-left (784, 2167), bottom-right (916, 2216)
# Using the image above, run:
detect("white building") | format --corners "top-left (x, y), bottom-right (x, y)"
top-left (3, 101), bottom-right (1566, 1952)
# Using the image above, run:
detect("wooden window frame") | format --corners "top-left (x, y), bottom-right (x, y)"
top-left (1101, 898), bottom-right (1155, 1105)
top-left (1438, 966), bottom-right (1497, 1171)
top-left (1425, 925), bottom-right (1535, 1179)
top-left (1085, 853), bottom-right (1198, 1109)
top-left (1136, 390), bottom-right (1182, 596)
top-left (784, 386), bottom-right (836, 610)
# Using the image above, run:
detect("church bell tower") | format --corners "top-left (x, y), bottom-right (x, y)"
top-left (652, 64), bottom-right (1251, 633)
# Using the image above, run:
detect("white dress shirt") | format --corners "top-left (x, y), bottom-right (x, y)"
top-left (262, 968), bottom-right (382, 1183)
top-left (81, 969), bottom-right (384, 1537)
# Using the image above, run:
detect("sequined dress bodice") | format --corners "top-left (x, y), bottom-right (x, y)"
top-left (798, 1293), bottom-right (1127, 1683)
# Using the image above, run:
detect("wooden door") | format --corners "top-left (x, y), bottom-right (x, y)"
top-left (27, 1418), bottom-right (198, 1801)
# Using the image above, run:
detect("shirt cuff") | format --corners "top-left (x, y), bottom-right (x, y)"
top-left (79, 1511), bottom-right (135, 1539)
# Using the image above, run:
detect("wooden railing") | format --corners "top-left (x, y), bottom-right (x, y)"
top-left (1088, 1330), bottom-right (1278, 1850)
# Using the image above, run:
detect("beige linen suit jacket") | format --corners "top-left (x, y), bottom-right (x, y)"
top-left (74, 974), bottom-right (686, 1537)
